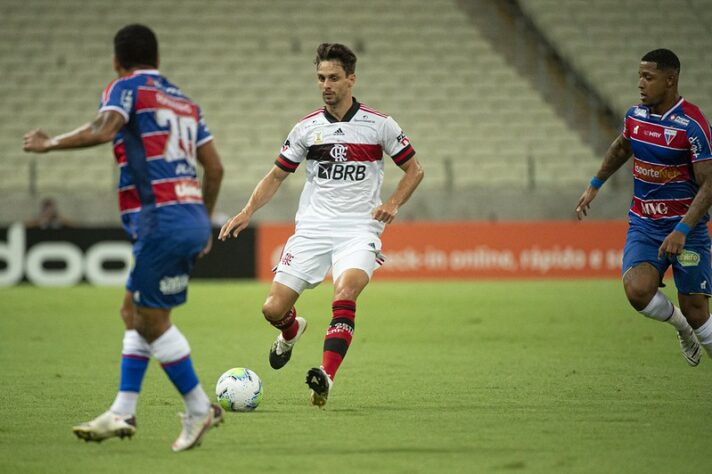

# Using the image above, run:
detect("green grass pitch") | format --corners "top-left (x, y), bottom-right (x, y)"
top-left (1, 280), bottom-right (711, 473)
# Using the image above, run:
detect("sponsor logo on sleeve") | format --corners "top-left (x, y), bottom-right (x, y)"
top-left (396, 131), bottom-right (410, 147)
top-left (120, 89), bottom-right (134, 113)
top-left (633, 107), bottom-right (648, 118)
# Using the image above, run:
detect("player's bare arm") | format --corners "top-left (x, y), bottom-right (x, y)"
top-left (372, 157), bottom-right (424, 224)
top-left (658, 159), bottom-right (712, 258)
top-left (196, 141), bottom-right (224, 256)
top-left (575, 134), bottom-right (632, 220)
top-left (218, 165), bottom-right (290, 241)
top-left (23, 110), bottom-right (125, 153)
top-left (196, 141), bottom-right (224, 219)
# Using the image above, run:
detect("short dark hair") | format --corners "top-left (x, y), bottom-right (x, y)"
top-left (314, 43), bottom-right (357, 75)
top-left (641, 49), bottom-right (680, 73)
top-left (114, 24), bottom-right (158, 69)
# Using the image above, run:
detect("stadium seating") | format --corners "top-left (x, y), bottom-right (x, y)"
top-left (0, 0), bottom-right (602, 223)
top-left (519, 0), bottom-right (712, 119)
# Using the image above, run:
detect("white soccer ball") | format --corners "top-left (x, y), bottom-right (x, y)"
top-left (215, 368), bottom-right (263, 412)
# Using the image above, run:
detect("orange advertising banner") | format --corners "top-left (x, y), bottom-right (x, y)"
top-left (256, 220), bottom-right (631, 280)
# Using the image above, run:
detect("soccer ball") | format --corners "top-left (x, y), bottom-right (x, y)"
top-left (215, 368), bottom-right (263, 412)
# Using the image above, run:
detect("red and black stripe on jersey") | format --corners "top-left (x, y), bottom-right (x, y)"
top-left (276, 154), bottom-right (299, 172)
top-left (392, 144), bottom-right (415, 165)
top-left (276, 142), bottom-right (413, 172)
top-left (306, 143), bottom-right (383, 162)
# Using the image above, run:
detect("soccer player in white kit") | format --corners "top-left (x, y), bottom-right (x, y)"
top-left (219, 43), bottom-right (424, 407)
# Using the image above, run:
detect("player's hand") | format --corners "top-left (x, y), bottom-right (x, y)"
top-left (198, 235), bottom-right (213, 258)
top-left (372, 202), bottom-right (398, 224)
top-left (575, 186), bottom-right (599, 220)
top-left (23, 129), bottom-right (53, 153)
top-left (658, 231), bottom-right (686, 260)
top-left (218, 210), bottom-right (250, 241)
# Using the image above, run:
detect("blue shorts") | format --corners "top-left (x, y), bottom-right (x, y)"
top-left (126, 226), bottom-right (210, 308)
top-left (622, 224), bottom-right (712, 295)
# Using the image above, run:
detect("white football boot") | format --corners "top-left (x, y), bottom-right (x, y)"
top-left (171, 404), bottom-right (223, 452)
top-left (677, 327), bottom-right (702, 367)
top-left (72, 410), bottom-right (136, 442)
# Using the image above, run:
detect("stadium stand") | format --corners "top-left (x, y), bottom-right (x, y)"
top-left (0, 0), bottom-right (604, 223)
top-left (519, 0), bottom-right (712, 119)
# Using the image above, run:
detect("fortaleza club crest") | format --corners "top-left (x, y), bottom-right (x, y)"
top-left (677, 250), bottom-right (700, 267)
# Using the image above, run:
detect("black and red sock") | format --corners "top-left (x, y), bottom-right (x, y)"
top-left (268, 307), bottom-right (299, 341)
top-left (322, 299), bottom-right (356, 380)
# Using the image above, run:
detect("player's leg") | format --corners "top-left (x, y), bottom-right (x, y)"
top-left (133, 305), bottom-right (221, 452)
top-left (306, 268), bottom-right (369, 407)
top-left (673, 241), bottom-right (712, 363)
top-left (264, 278), bottom-right (308, 369)
top-left (307, 242), bottom-right (378, 407)
top-left (72, 286), bottom-right (149, 442)
top-left (110, 292), bottom-right (151, 418)
top-left (624, 263), bottom-right (692, 329)
top-left (266, 233), bottom-right (331, 369)
top-left (678, 293), bottom-right (708, 362)
top-left (622, 233), bottom-right (700, 365)
top-left (134, 228), bottom-right (222, 451)
top-left (622, 226), bottom-right (692, 329)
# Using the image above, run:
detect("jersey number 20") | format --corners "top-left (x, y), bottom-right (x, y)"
top-left (156, 108), bottom-right (198, 167)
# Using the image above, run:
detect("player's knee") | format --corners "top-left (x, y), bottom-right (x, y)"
top-left (262, 299), bottom-right (286, 322)
top-left (679, 298), bottom-right (709, 328)
top-left (624, 280), bottom-right (656, 311)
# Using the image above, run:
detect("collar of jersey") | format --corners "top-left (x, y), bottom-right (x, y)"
top-left (323, 98), bottom-right (360, 123)
top-left (131, 69), bottom-right (161, 76)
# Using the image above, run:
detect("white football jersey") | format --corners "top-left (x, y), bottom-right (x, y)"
top-left (276, 99), bottom-right (416, 235)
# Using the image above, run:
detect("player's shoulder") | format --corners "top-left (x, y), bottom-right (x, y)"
top-left (102, 72), bottom-right (154, 99)
top-left (678, 99), bottom-right (710, 128)
top-left (358, 102), bottom-right (391, 120)
top-left (298, 107), bottom-right (326, 124)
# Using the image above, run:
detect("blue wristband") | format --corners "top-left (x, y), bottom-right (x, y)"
top-left (675, 222), bottom-right (690, 236)
top-left (590, 176), bottom-right (605, 189)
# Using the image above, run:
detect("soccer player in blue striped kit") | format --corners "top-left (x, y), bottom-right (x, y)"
top-left (577, 49), bottom-right (712, 366)
top-left (23, 24), bottom-right (224, 451)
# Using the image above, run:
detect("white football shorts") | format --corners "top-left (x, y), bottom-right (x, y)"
top-left (273, 232), bottom-right (385, 294)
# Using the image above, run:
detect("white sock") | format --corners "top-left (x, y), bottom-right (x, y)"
top-left (694, 316), bottom-right (712, 358)
top-left (639, 291), bottom-right (689, 330)
top-left (184, 385), bottom-right (211, 417)
top-left (150, 325), bottom-right (190, 362)
top-left (665, 306), bottom-right (690, 332)
top-left (110, 392), bottom-right (139, 416)
top-left (151, 326), bottom-right (210, 416)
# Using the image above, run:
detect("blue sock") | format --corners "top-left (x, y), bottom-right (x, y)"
top-left (160, 356), bottom-right (199, 395)
top-left (119, 355), bottom-right (150, 392)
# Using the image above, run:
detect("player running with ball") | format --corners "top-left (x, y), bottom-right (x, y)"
top-left (219, 43), bottom-right (424, 407)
